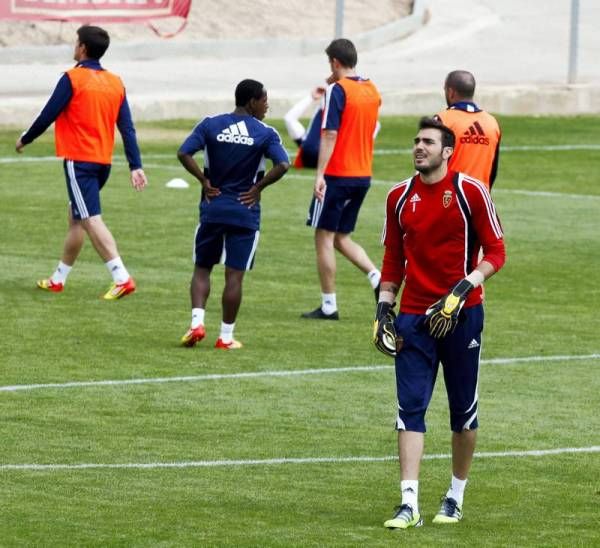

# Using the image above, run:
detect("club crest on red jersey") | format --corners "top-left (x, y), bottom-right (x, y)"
top-left (443, 190), bottom-right (453, 208)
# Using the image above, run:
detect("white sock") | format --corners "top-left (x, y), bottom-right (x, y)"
top-left (446, 475), bottom-right (467, 508)
top-left (105, 256), bottom-right (129, 284)
top-left (367, 269), bottom-right (381, 289)
top-left (401, 480), bottom-right (419, 513)
top-left (191, 308), bottom-right (205, 329)
top-left (219, 322), bottom-right (235, 343)
top-left (321, 293), bottom-right (337, 315)
top-left (51, 261), bottom-right (72, 285)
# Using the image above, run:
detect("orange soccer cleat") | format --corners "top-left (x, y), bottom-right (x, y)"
top-left (36, 279), bottom-right (64, 293)
top-left (102, 277), bottom-right (136, 300)
top-left (214, 338), bottom-right (243, 350)
top-left (181, 325), bottom-right (206, 347)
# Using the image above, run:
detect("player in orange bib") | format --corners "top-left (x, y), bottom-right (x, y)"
top-left (435, 70), bottom-right (501, 189)
top-left (16, 25), bottom-right (147, 300)
top-left (302, 38), bottom-right (382, 320)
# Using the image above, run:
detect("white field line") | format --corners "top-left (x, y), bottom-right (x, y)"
top-left (282, 172), bottom-right (600, 201)
top-left (370, 144), bottom-right (600, 155)
top-left (2, 143), bottom-right (600, 165)
top-left (123, 167), bottom-right (600, 201)
top-left (1, 446), bottom-right (599, 472)
top-left (1, 354), bottom-right (599, 394)
top-left (4, 151), bottom-right (600, 201)
top-left (6, 158), bottom-right (596, 201)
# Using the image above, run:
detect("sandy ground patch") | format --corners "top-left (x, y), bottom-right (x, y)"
top-left (0, 0), bottom-right (412, 46)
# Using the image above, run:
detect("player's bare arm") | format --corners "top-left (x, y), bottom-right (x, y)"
top-left (314, 129), bottom-right (337, 201)
top-left (378, 280), bottom-right (400, 304)
top-left (130, 168), bottom-right (148, 191)
top-left (472, 259), bottom-right (497, 281)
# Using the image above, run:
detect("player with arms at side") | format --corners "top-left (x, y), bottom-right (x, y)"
top-left (302, 38), bottom-right (382, 320)
top-left (285, 77), bottom-right (382, 170)
top-left (435, 70), bottom-right (501, 189)
top-left (178, 79), bottom-right (289, 349)
top-left (16, 25), bottom-right (147, 299)
top-left (374, 117), bottom-right (506, 528)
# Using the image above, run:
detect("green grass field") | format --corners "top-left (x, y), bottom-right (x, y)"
top-left (1, 116), bottom-right (599, 546)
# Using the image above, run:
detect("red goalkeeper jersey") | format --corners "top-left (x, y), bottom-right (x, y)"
top-left (381, 170), bottom-right (506, 314)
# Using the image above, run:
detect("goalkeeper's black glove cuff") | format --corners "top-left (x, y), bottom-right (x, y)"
top-left (451, 278), bottom-right (475, 299)
top-left (375, 301), bottom-right (393, 321)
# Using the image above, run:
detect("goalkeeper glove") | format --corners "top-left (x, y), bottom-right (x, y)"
top-left (425, 278), bottom-right (474, 339)
top-left (372, 301), bottom-right (398, 357)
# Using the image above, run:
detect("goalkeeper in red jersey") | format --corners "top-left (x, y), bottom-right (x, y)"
top-left (375, 117), bottom-right (506, 530)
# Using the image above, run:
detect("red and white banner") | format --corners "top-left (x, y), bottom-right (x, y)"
top-left (0, 0), bottom-right (191, 23)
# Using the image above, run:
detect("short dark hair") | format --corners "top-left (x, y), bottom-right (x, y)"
top-left (325, 38), bottom-right (357, 68)
top-left (445, 70), bottom-right (476, 98)
top-left (235, 79), bottom-right (265, 107)
top-left (419, 116), bottom-right (456, 149)
top-left (77, 25), bottom-right (110, 60)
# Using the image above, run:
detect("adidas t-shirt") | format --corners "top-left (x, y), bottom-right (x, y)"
top-left (180, 113), bottom-right (289, 230)
top-left (381, 170), bottom-right (505, 314)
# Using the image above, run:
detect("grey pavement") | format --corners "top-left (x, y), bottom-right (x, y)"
top-left (1, 0), bottom-right (600, 125)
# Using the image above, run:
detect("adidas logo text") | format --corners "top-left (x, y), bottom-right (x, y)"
top-left (460, 135), bottom-right (489, 145)
top-left (217, 121), bottom-right (254, 146)
top-left (468, 339), bottom-right (480, 349)
top-left (461, 121), bottom-right (489, 145)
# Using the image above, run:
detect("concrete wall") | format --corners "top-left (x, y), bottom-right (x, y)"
top-left (2, 0), bottom-right (600, 124)
top-left (380, 85), bottom-right (600, 117)
top-left (3, 84), bottom-right (600, 129)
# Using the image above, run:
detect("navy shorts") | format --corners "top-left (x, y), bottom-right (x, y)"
top-left (63, 160), bottom-right (111, 220)
top-left (393, 305), bottom-right (484, 433)
top-left (193, 222), bottom-right (260, 271)
top-left (306, 176), bottom-right (370, 233)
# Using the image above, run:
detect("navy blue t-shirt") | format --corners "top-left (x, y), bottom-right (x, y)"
top-left (180, 113), bottom-right (289, 230)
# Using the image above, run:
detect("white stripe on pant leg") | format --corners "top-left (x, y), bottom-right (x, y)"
top-left (396, 404), bottom-right (406, 430)
top-left (67, 160), bottom-right (89, 219)
top-left (192, 223), bottom-right (200, 263)
top-left (219, 234), bottom-right (226, 265)
top-left (310, 200), bottom-right (317, 228)
top-left (312, 200), bottom-right (322, 228)
top-left (245, 231), bottom-right (260, 270)
top-left (462, 410), bottom-right (478, 430)
top-left (66, 160), bottom-right (85, 217)
top-left (310, 199), bottom-right (318, 228)
top-left (464, 334), bottom-right (483, 414)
